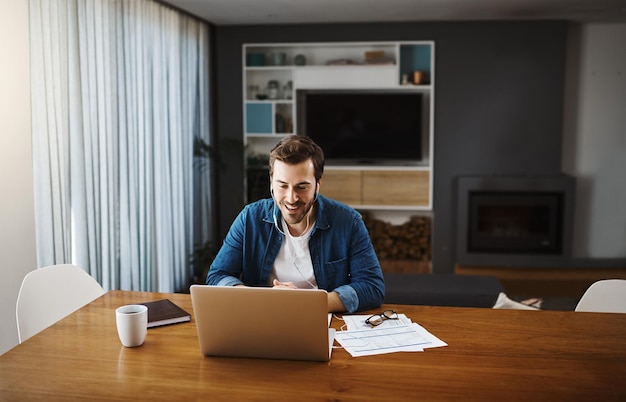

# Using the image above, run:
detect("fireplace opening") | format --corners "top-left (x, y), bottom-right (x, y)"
top-left (456, 175), bottom-right (575, 267)
top-left (468, 192), bottom-right (563, 254)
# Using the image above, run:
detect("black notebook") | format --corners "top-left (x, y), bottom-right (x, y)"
top-left (140, 299), bottom-right (191, 328)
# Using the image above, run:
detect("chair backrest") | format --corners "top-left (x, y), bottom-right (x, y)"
top-left (575, 279), bottom-right (626, 313)
top-left (16, 264), bottom-right (105, 343)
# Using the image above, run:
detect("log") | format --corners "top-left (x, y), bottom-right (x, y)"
top-left (362, 213), bottom-right (432, 264)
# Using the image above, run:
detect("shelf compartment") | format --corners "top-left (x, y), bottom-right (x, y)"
top-left (294, 66), bottom-right (396, 88)
top-left (245, 103), bottom-right (273, 134)
top-left (399, 44), bottom-right (433, 85)
top-left (275, 103), bottom-right (293, 134)
top-left (245, 70), bottom-right (293, 101)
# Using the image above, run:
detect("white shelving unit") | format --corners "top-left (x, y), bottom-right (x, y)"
top-left (243, 41), bottom-right (435, 210)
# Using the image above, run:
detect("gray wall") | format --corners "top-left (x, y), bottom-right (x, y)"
top-left (213, 21), bottom-right (568, 274)
top-left (563, 24), bottom-right (626, 259)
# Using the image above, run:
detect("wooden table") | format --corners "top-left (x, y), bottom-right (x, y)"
top-left (1, 290), bottom-right (625, 401)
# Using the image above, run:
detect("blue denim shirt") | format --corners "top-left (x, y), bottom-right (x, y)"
top-left (206, 195), bottom-right (385, 313)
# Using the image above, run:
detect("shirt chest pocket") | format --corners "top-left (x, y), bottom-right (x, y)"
top-left (324, 256), bottom-right (350, 285)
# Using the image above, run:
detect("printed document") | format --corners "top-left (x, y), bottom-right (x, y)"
top-left (335, 314), bottom-right (447, 357)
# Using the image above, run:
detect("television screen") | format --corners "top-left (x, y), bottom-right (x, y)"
top-left (300, 91), bottom-right (423, 165)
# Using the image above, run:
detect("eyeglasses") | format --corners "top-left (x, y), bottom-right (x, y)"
top-left (364, 310), bottom-right (398, 326)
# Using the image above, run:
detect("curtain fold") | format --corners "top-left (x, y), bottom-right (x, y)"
top-left (30, 0), bottom-right (212, 292)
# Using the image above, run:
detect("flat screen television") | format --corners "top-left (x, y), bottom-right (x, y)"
top-left (298, 91), bottom-right (423, 166)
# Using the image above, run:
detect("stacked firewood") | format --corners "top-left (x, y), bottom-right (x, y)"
top-left (362, 214), bottom-right (432, 261)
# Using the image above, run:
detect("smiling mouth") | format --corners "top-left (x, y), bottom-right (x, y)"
top-left (283, 202), bottom-right (303, 213)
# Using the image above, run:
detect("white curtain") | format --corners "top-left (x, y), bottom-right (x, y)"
top-left (30, 0), bottom-right (212, 292)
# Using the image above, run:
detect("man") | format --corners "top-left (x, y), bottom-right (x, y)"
top-left (206, 135), bottom-right (384, 313)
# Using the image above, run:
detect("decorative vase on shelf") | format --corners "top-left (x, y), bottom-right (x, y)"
top-left (283, 81), bottom-right (293, 100)
top-left (271, 52), bottom-right (286, 66)
top-left (267, 80), bottom-right (279, 100)
top-left (248, 85), bottom-right (259, 100)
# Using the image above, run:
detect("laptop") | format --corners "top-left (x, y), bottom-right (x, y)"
top-left (190, 285), bottom-right (335, 362)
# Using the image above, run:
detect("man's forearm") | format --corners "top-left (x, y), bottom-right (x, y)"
top-left (327, 291), bottom-right (346, 313)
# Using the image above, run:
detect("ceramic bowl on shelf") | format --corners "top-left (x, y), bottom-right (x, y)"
top-left (246, 53), bottom-right (265, 66)
top-left (294, 54), bottom-right (307, 66)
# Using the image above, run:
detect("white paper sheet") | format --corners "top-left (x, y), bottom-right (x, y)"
top-left (334, 315), bottom-right (447, 357)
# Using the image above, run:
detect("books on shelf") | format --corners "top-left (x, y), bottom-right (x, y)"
top-left (140, 299), bottom-right (191, 328)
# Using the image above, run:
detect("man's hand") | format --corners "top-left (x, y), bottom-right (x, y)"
top-left (272, 279), bottom-right (297, 289)
top-left (272, 279), bottom-right (346, 313)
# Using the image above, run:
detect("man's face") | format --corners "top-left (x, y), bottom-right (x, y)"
top-left (270, 159), bottom-right (318, 228)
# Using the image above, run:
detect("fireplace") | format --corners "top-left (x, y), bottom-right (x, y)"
top-left (456, 176), bottom-right (575, 267)
top-left (469, 192), bottom-right (563, 254)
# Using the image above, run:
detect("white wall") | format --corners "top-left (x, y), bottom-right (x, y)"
top-left (563, 23), bottom-right (626, 258)
top-left (0, 0), bottom-right (37, 355)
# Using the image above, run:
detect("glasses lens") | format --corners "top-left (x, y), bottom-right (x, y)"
top-left (366, 315), bottom-right (384, 326)
top-left (383, 310), bottom-right (398, 319)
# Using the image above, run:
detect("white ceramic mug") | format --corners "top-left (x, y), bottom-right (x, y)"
top-left (115, 304), bottom-right (148, 347)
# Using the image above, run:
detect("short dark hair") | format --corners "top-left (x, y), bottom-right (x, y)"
top-left (269, 135), bottom-right (325, 182)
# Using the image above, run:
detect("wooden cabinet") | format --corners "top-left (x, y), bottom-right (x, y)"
top-left (243, 41), bottom-right (434, 210)
top-left (321, 170), bottom-right (362, 206)
top-left (321, 169), bottom-right (430, 209)
top-left (363, 170), bottom-right (430, 207)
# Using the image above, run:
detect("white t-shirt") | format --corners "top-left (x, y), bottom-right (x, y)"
top-left (268, 218), bottom-right (318, 289)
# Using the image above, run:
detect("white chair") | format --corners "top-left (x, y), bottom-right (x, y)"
top-left (16, 264), bottom-right (105, 343)
top-left (575, 279), bottom-right (626, 313)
